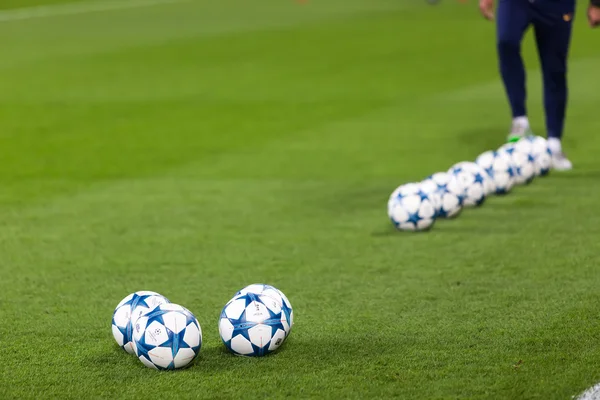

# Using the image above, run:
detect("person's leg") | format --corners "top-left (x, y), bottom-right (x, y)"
top-left (532, 2), bottom-right (575, 169)
top-left (496, 0), bottom-right (532, 141)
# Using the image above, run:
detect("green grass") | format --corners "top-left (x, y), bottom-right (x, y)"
top-left (0, 0), bottom-right (83, 9)
top-left (1, 0), bottom-right (600, 398)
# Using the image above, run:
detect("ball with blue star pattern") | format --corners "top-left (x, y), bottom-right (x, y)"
top-left (132, 303), bottom-right (202, 370)
top-left (518, 136), bottom-right (552, 177)
top-left (388, 185), bottom-right (437, 231)
top-left (448, 161), bottom-right (491, 206)
top-left (234, 284), bottom-right (294, 331)
top-left (498, 143), bottom-right (535, 185)
top-left (421, 172), bottom-right (463, 218)
top-left (112, 291), bottom-right (170, 354)
top-left (219, 290), bottom-right (292, 357)
top-left (387, 182), bottom-right (422, 215)
top-left (476, 150), bottom-right (516, 195)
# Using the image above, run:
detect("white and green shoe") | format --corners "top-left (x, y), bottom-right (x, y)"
top-left (551, 152), bottom-right (573, 171)
top-left (507, 118), bottom-right (533, 143)
top-left (547, 138), bottom-right (573, 171)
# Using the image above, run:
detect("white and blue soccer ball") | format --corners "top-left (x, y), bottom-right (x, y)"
top-left (132, 303), bottom-right (202, 370)
top-left (219, 288), bottom-right (292, 357)
top-left (498, 143), bottom-right (535, 185)
top-left (448, 162), bottom-right (490, 206)
top-left (112, 291), bottom-right (170, 354)
top-left (234, 284), bottom-right (294, 332)
top-left (476, 150), bottom-right (516, 194)
top-left (522, 136), bottom-right (552, 176)
top-left (421, 172), bottom-right (463, 218)
top-left (387, 182), bottom-right (421, 215)
top-left (388, 184), bottom-right (436, 231)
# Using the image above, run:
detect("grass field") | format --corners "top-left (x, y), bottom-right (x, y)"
top-left (2, 0), bottom-right (600, 398)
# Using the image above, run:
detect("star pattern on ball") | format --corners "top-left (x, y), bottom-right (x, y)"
top-left (168, 327), bottom-right (188, 363)
top-left (415, 190), bottom-right (429, 202)
top-left (407, 211), bottom-right (423, 227)
top-left (143, 307), bottom-right (169, 322)
top-left (228, 310), bottom-right (257, 344)
top-left (484, 166), bottom-right (495, 179)
top-left (473, 173), bottom-right (485, 184)
top-left (250, 342), bottom-right (268, 357)
top-left (119, 294), bottom-right (153, 345)
top-left (134, 330), bottom-right (154, 365)
top-left (436, 182), bottom-right (448, 191)
top-left (112, 317), bottom-right (129, 347)
top-left (264, 309), bottom-right (287, 337)
top-left (131, 294), bottom-right (153, 310)
top-left (394, 191), bottom-right (409, 202)
top-left (279, 302), bottom-right (293, 331)
top-left (436, 207), bottom-right (448, 218)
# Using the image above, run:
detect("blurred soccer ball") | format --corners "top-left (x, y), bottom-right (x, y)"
top-left (133, 303), bottom-right (202, 370)
top-left (112, 291), bottom-right (170, 354)
top-left (421, 172), bottom-right (463, 218)
top-left (387, 182), bottom-right (421, 215)
top-left (498, 143), bottom-right (535, 185)
top-left (388, 185), bottom-right (437, 231)
top-left (448, 162), bottom-right (490, 206)
top-left (523, 136), bottom-right (552, 176)
top-left (476, 150), bottom-right (516, 194)
top-left (219, 288), bottom-right (292, 357)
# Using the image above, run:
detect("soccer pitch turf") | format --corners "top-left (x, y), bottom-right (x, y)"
top-left (1, 0), bottom-right (600, 398)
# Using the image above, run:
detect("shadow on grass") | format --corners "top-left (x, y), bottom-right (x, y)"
top-left (544, 169), bottom-right (600, 179)
top-left (371, 225), bottom-right (434, 237)
top-left (372, 215), bottom-right (523, 236)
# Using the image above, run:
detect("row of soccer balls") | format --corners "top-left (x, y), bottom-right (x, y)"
top-left (111, 284), bottom-right (294, 370)
top-left (387, 135), bottom-right (552, 231)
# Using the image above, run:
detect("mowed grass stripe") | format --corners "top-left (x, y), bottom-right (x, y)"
top-left (0, 0), bottom-right (189, 21)
top-left (0, 0), bottom-right (410, 71)
top-left (0, 0), bottom-right (83, 10)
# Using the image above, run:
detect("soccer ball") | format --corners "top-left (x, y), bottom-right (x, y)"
top-left (132, 303), bottom-right (202, 370)
top-left (450, 161), bottom-right (495, 197)
top-left (234, 284), bottom-right (293, 331)
top-left (388, 187), bottom-right (436, 231)
top-left (387, 182), bottom-right (421, 215)
top-left (524, 136), bottom-right (552, 176)
top-left (219, 290), bottom-right (292, 357)
top-left (498, 143), bottom-right (535, 185)
top-left (448, 162), bottom-right (490, 206)
top-left (421, 172), bottom-right (464, 194)
top-left (421, 172), bottom-right (463, 218)
top-left (514, 137), bottom-right (545, 177)
top-left (476, 150), bottom-right (515, 194)
top-left (112, 291), bottom-right (170, 354)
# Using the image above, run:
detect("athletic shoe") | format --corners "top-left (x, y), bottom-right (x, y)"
top-left (552, 152), bottom-right (573, 171)
top-left (507, 120), bottom-right (532, 143)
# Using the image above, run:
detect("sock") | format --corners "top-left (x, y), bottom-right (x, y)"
top-left (547, 137), bottom-right (562, 154)
top-left (512, 116), bottom-right (530, 129)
